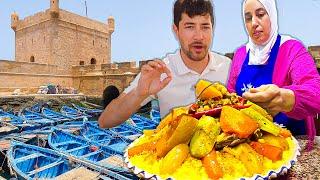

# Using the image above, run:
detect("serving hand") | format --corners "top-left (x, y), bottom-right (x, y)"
top-left (243, 84), bottom-right (295, 116)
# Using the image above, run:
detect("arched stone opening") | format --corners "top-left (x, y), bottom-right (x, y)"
top-left (30, 56), bottom-right (35, 62)
top-left (90, 58), bottom-right (96, 65)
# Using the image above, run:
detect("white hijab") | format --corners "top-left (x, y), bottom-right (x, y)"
top-left (243, 0), bottom-right (292, 65)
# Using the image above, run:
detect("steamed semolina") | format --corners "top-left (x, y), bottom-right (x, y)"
top-left (130, 153), bottom-right (160, 175)
top-left (128, 136), bottom-right (298, 180)
top-left (216, 151), bottom-right (249, 179)
top-left (131, 154), bottom-right (209, 179)
top-left (173, 156), bottom-right (208, 180)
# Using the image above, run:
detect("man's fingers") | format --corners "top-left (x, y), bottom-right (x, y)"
top-left (159, 76), bottom-right (172, 89)
top-left (148, 60), bottom-right (163, 69)
top-left (141, 64), bottom-right (155, 73)
top-left (162, 65), bottom-right (172, 78)
top-left (146, 60), bottom-right (172, 78)
top-left (153, 59), bottom-right (167, 68)
top-left (147, 59), bottom-right (169, 71)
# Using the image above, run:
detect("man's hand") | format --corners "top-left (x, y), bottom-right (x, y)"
top-left (136, 59), bottom-right (172, 98)
top-left (243, 84), bottom-right (295, 116)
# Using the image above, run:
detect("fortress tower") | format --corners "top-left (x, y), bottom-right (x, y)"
top-left (11, 0), bottom-right (114, 69)
top-left (11, 12), bottom-right (19, 31)
top-left (50, 0), bottom-right (60, 18)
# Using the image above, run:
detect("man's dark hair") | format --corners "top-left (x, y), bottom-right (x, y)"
top-left (174, 0), bottom-right (214, 28)
top-left (102, 85), bottom-right (120, 109)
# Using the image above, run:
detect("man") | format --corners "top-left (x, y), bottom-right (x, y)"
top-left (99, 0), bottom-right (231, 128)
top-left (101, 85), bottom-right (120, 109)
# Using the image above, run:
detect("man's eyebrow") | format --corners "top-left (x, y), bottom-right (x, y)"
top-left (183, 22), bottom-right (195, 26)
top-left (201, 23), bottom-right (211, 26)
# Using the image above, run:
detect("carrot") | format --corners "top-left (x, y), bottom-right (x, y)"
top-left (279, 128), bottom-right (292, 138)
top-left (128, 141), bottom-right (156, 158)
top-left (250, 141), bottom-right (283, 161)
top-left (202, 150), bottom-right (223, 180)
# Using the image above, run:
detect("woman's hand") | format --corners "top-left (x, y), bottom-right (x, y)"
top-left (136, 59), bottom-right (172, 98)
top-left (243, 84), bottom-right (295, 116)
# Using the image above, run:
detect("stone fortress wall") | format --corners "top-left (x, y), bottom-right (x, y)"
top-left (1, 0), bottom-right (319, 96)
top-left (0, 59), bottom-right (145, 96)
top-left (12, 1), bottom-right (113, 68)
top-left (309, 46), bottom-right (320, 68)
top-left (0, 0), bottom-right (127, 96)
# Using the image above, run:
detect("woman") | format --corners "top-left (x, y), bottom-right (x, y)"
top-left (227, 0), bottom-right (320, 144)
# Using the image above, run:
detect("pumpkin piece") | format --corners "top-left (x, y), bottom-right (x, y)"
top-left (128, 141), bottom-right (157, 158)
top-left (195, 80), bottom-right (223, 100)
top-left (156, 114), bottom-right (198, 158)
top-left (220, 106), bottom-right (258, 138)
top-left (262, 134), bottom-right (289, 151)
top-left (212, 82), bottom-right (228, 96)
top-left (143, 129), bottom-right (157, 136)
top-left (156, 107), bottom-right (188, 131)
top-left (240, 107), bottom-right (281, 136)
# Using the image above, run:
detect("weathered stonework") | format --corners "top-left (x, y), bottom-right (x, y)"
top-left (1, 0), bottom-right (139, 96)
top-left (13, 6), bottom-right (112, 68)
top-left (308, 46), bottom-right (320, 68)
top-left (1, 1), bottom-right (319, 97)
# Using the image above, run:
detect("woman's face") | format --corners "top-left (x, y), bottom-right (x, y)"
top-left (244, 0), bottom-right (271, 46)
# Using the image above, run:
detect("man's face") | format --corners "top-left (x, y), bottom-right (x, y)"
top-left (173, 13), bottom-right (213, 62)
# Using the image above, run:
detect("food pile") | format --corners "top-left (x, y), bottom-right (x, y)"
top-left (126, 80), bottom-right (298, 180)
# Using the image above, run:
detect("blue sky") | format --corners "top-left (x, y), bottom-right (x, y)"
top-left (0, 0), bottom-right (319, 62)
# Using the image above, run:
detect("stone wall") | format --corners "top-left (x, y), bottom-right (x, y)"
top-left (71, 62), bottom-right (141, 76)
top-left (0, 72), bottom-right (73, 94)
top-left (55, 21), bottom-right (109, 67)
top-left (0, 60), bottom-right (71, 75)
top-left (0, 60), bottom-right (73, 94)
top-left (309, 46), bottom-right (320, 68)
top-left (2, 3), bottom-right (127, 96)
top-left (0, 59), bottom-right (141, 96)
top-left (15, 20), bottom-right (52, 64)
top-left (71, 61), bottom-right (140, 95)
top-left (14, 8), bottom-right (111, 69)
top-left (72, 74), bottom-right (137, 96)
top-left (59, 10), bottom-right (109, 34)
top-left (15, 10), bottom-right (51, 31)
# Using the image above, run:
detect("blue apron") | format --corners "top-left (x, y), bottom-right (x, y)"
top-left (235, 35), bottom-right (306, 135)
